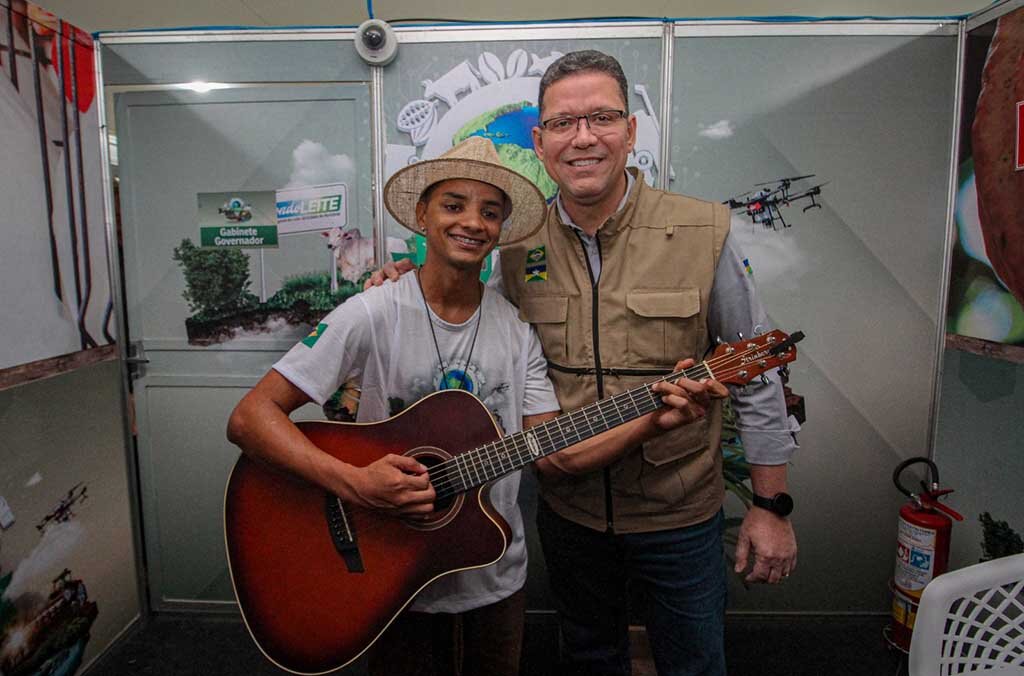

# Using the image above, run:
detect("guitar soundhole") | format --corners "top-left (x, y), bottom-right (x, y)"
top-left (405, 447), bottom-right (464, 531)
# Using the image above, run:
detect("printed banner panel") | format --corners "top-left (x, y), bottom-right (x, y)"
top-left (947, 7), bottom-right (1024, 346)
top-left (0, 2), bottom-right (115, 370)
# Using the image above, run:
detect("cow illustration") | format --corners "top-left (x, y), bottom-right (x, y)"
top-left (322, 227), bottom-right (409, 283)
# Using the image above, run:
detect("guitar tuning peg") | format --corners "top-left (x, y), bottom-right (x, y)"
top-left (716, 336), bottom-right (724, 345)
top-left (778, 365), bottom-right (790, 378)
top-left (736, 332), bottom-right (745, 341)
top-left (760, 374), bottom-right (771, 385)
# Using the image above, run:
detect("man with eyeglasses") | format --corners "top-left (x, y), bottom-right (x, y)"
top-left (368, 49), bottom-right (799, 676)
top-left (498, 50), bottom-right (800, 676)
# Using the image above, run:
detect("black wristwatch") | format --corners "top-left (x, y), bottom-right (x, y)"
top-left (752, 492), bottom-right (794, 517)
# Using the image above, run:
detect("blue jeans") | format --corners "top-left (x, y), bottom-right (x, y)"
top-left (537, 501), bottom-right (727, 676)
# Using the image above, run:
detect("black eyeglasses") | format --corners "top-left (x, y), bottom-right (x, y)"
top-left (539, 109), bottom-right (627, 136)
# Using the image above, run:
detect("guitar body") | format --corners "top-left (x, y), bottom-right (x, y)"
top-left (224, 390), bottom-right (511, 674)
top-left (224, 329), bottom-right (804, 674)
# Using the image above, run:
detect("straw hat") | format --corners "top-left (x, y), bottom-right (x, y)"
top-left (384, 136), bottom-right (547, 246)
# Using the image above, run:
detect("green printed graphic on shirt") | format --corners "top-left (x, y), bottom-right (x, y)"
top-left (302, 323), bottom-right (328, 347)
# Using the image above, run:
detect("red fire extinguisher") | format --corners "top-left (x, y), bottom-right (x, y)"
top-left (887, 457), bottom-right (964, 653)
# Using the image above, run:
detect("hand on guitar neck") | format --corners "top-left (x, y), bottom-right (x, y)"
top-left (649, 358), bottom-right (730, 429)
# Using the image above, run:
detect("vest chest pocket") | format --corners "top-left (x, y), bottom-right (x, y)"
top-left (625, 289), bottom-right (701, 365)
top-left (518, 295), bottom-right (568, 364)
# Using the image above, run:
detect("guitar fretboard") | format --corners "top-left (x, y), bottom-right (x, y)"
top-left (430, 362), bottom-right (712, 501)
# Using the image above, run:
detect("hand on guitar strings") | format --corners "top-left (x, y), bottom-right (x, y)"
top-left (648, 359), bottom-right (730, 431)
top-left (345, 453), bottom-right (437, 516)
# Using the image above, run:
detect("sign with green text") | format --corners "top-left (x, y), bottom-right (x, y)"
top-left (197, 191), bottom-right (278, 248)
top-left (199, 225), bottom-right (278, 248)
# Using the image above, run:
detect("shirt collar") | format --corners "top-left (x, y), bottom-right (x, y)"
top-left (556, 170), bottom-right (635, 236)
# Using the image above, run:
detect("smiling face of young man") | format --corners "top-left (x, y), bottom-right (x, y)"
top-left (532, 70), bottom-right (637, 222)
top-left (415, 178), bottom-right (507, 273)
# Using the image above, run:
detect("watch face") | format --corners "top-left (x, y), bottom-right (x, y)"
top-left (772, 493), bottom-right (794, 517)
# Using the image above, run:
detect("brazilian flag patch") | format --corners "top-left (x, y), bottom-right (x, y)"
top-left (526, 246), bottom-right (547, 283)
top-left (743, 258), bottom-right (754, 277)
top-left (302, 322), bottom-right (328, 347)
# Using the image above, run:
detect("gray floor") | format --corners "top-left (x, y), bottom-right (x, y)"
top-left (83, 612), bottom-right (906, 676)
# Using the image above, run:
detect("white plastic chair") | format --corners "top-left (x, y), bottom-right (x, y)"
top-left (909, 552), bottom-right (1024, 675)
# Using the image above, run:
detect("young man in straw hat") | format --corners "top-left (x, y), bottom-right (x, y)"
top-left (228, 137), bottom-right (713, 674)
top-left (226, 136), bottom-right (557, 675)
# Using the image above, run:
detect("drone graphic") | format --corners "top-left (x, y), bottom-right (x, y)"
top-left (725, 174), bottom-right (828, 230)
top-left (36, 483), bottom-right (88, 532)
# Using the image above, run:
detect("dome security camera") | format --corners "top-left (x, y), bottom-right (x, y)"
top-left (355, 19), bottom-right (398, 66)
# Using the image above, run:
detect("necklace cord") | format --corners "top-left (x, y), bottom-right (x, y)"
top-left (416, 271), bottom-right (483, 392)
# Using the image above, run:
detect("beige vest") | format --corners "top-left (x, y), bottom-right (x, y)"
top-left (502, 172), bottom-right (731, 533)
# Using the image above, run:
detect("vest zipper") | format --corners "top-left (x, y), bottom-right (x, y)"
top-left (575, 231), bottom-right (614, 533)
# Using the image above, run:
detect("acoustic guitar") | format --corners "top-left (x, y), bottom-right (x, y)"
top-left (224, 329), bottom-right (803, 674)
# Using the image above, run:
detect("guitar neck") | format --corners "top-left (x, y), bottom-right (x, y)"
top-left (432, 362), bottom-right (712, 501)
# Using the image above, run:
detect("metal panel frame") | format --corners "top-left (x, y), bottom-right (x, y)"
top-left (966, 0), bottom-right (1024, 31)
top-left (98, 28), bottom-right (358, 44)
top-left (929, 20), bottom-right (968, 459)
top-left (673, 20), bottom-right (958, 37)
top-left (394, 22), bottom-right (662, 43)
top-left (657, 23), bottom-right (674, 191)
top-left (371, 65), bottom-right (387, 267)
top-left (93, 40), bottom-right (151, 622)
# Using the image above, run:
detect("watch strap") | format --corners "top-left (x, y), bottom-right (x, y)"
top-left (751, 492), bottom-right (794, 517)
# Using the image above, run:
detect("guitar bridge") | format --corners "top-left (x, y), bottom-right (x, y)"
top-left (325, 494), bottom-right (364, 573)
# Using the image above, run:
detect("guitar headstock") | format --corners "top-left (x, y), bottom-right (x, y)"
top-left (707, 329), bottom-right (803, 386)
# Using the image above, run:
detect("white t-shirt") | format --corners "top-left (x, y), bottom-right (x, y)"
top-left (273, 272), bottom-right (559, 613)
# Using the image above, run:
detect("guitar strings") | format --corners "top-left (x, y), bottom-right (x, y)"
top-left (427, 378), bottom-right (674, 499)
top-left (315, 392), bottom-right (658, 538)
top-left (423, 338), bottom-right (790, 498)
top-left (321, 338), bottom-right (794, 538)
top-left (335, 358), bottom-right (699, 530)
top-left (423, 340), bottom-right (783, 497)
top-left (425, 372), bottom-right (687, 498)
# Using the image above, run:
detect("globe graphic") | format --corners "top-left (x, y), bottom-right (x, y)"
top-left (452, 101), bottom-right (558, 200)
top-left (439, 369), bottom-right (476, 393)
top-left (467, 105), bottom-right (535, 149)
